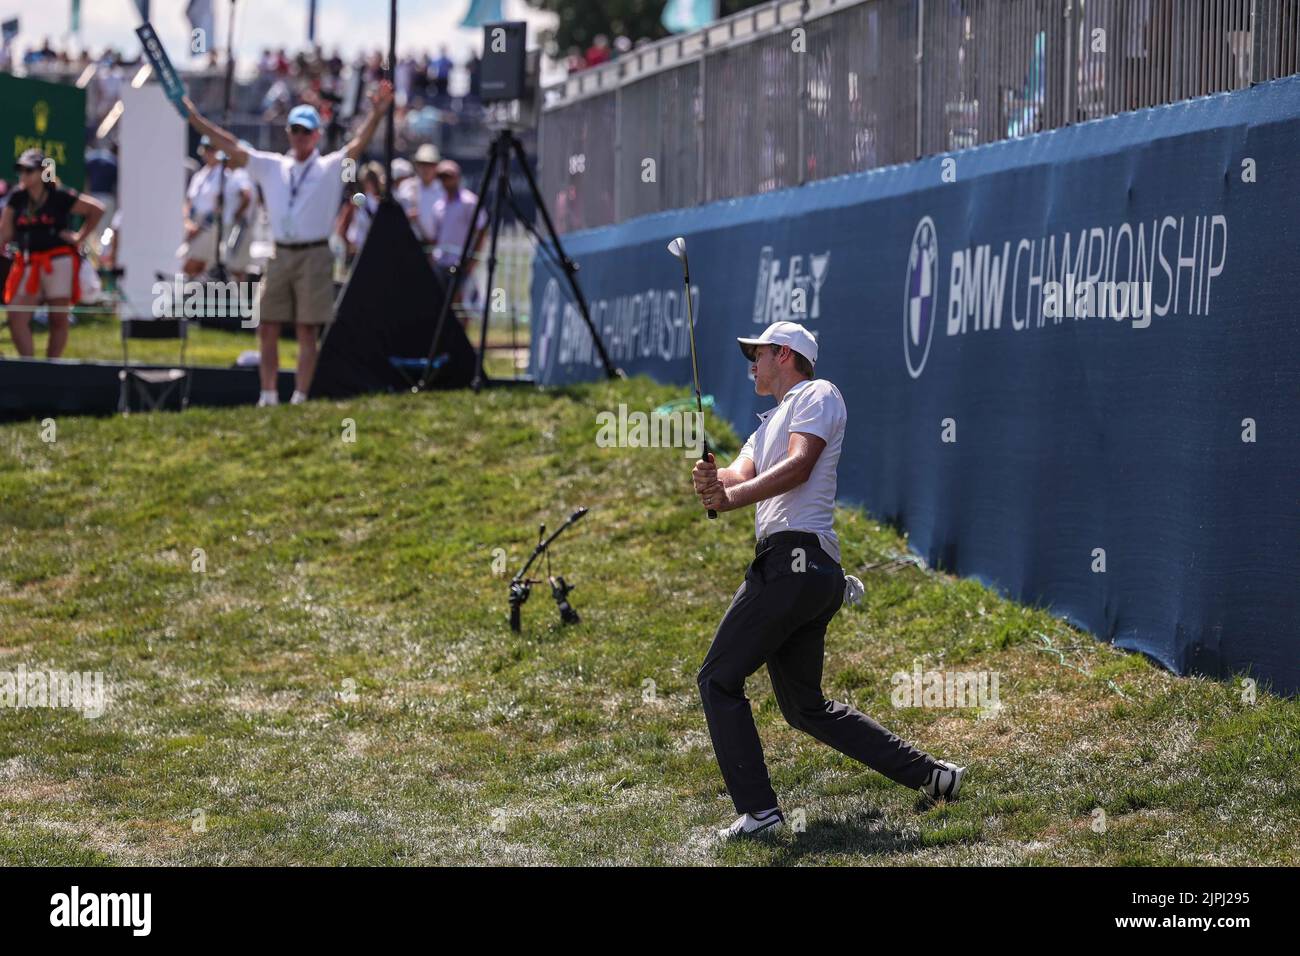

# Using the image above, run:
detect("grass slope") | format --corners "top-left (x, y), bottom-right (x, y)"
top-left (0, 378), bottom-right (1296, 865)
top-left (5, 309), bottom-right (525, 376)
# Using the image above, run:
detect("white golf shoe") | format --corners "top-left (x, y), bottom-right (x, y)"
top-left (920, 760), bottom-right (966, 801)
top-left (717, 807), bottom-right (784, 841)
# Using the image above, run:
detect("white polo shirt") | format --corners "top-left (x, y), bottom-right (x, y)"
top-left (187, 164), bottom-right (252, 227)
top-left (430, 188), bottom-right (487, 267)
top-left (244, 146), bottom-right (347, 244)
top-left (396, 176), bottom-right (446, 242)
top-left (737, 378), bottom-right (847, 563)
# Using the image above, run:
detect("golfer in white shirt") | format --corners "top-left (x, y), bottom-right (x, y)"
top-left (691, 321), bottom-right (967, 840)
top-left (182, 82), bottom-right (393, 405)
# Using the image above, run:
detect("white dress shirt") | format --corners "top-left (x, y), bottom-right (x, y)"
top-left (738, 378), bottom-right (847, 563)
top-left (244, 146), bottom-right (347, 243)
top-left (396, 176), bottom-right (446, 242)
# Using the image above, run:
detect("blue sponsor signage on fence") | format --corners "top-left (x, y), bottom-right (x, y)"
top-left (532, 75), bottom-right (1300, 695)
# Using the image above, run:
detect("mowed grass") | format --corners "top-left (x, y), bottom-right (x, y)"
top-left (4, 310), bottom-right (300, 369)
top-left (0, 377), bottom-right (1297, 865)
top-left (4, 308), bottom-right (523, 375)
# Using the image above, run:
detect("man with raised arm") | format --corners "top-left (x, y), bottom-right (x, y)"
top-left (182, 81), bottom-right (393, 405)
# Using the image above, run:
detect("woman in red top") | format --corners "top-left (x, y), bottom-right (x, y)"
top-left (0, 148), bottom-right (105, 358)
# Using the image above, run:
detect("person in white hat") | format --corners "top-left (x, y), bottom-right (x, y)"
top-left (690, 320), bottom-right (966, 840)
top-left (396, 143), bottom-right (446, 253)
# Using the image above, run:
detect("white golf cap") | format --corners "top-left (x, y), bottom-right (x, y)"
top-left (737, 320), bottom-right (818, 365)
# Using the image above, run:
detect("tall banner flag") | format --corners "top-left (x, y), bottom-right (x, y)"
top-left (460, 0), bottom-right (505, 29)
top-left (134, 22), bottom-right (189, 117)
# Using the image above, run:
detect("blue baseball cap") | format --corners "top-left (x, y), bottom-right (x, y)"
top-left (286, 104), bottom-right (322, 132)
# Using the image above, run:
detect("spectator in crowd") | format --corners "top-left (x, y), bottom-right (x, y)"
top-left (431, 46), bottom-right (453, 104)
top-left (23, 37), bottom-right (56, 67)
top-left (0, 149), bottom-right (105, 358)
top-left (585, 35), bottom-right (612, 68)
top-left (397, 143), bottom-right (445, 248)
top-left (395, 53), bottom-right (415, 107)
top-left (261, 76), bottom-right (295, 124)
top-left (339, 161), bottom-right (385, 258)
top-left (180, 136), bottom-right (254, 280)
top-left (466, 54), bottom-right (482, 102)
top-left (411, 52), bottom-right (431, 103)
top-left (428, 159), bottom-right (486, 314)
top-left (390, 158), bottom-right (415, 194)
top-left (553, 182), bottom-right (583, 234)
top-left (182, 82), bottom-right (395, 406)
top-left (359, 50), bottom-right (385, 85)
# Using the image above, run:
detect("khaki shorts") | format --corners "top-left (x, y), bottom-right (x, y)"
top-left (184, 224), bottom-right (251, 272)
top-left (10, 254), bottom-right (75, 303)
top-left (253, 243), bottom-right (334, 327)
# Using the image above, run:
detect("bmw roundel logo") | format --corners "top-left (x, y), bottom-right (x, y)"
top-left (904, 216), bottom-right (938, 379)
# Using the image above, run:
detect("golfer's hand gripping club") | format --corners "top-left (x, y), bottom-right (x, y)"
top-left (668, 237), bottom-right (716, 519)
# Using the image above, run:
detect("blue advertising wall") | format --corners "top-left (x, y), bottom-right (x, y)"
top-left (531, 76), bottom-right (1300, 695)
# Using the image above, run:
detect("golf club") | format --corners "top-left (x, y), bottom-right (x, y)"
top-left (667, 236), bottom-right (716, 520)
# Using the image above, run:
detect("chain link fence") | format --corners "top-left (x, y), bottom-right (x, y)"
top-left (540, 0), bottom-right (1300, 233)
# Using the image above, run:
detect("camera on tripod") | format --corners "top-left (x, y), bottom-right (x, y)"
top-left (415, 21), bottom-right (620, 393)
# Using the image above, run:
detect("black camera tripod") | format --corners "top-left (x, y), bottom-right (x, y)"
top-left (415, 127), bottom-right (620, 392)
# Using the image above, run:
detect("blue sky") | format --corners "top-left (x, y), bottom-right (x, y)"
top-left (3, 0), bottom-right (556, 66)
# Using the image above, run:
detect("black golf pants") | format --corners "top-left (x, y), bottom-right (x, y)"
top-left (698, 531), bottom-right (939, 814)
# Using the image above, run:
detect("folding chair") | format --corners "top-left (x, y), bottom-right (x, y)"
top-left (388, 354), bottom-right (449, 389)
top-left (118, 316), bottom-right (192, 414)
